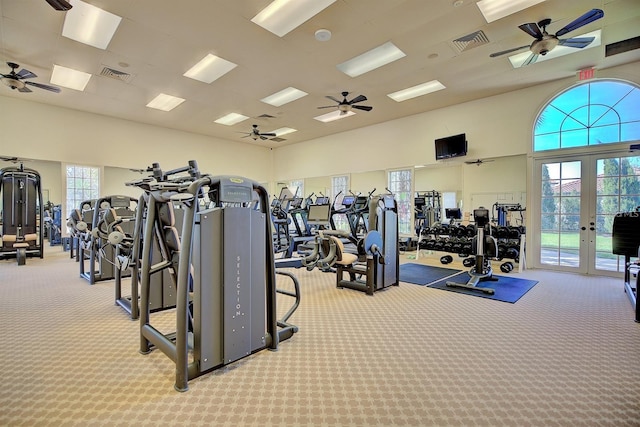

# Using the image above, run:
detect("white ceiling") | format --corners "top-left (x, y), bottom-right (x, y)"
top-left (1, 0), bottom-right (639, 148)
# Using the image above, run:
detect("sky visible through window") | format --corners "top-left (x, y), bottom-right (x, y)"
top-left (534, 80), bottom-right (640, 151)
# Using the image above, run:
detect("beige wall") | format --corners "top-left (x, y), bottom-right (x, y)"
top-left (1, 62), bottom-right (637, 214)
top-left (0, 96), bottom-right (272, 182)
top-left (272, 62), bottom-right (639, 181)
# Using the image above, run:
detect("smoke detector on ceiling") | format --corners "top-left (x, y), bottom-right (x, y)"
top-left (315, 29), bottom-right (332, 42)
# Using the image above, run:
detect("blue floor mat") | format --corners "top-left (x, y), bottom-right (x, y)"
top-left (399, 263), bottom-right (461, 286)
top-left (427, 271), bottom-right (539, 303)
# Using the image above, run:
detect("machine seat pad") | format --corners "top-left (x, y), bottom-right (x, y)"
top-left (330, 236), bottom-right (359, 266)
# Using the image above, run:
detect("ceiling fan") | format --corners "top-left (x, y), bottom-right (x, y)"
top-left (1, 62), bottom-right (61, 93)
top-left (465, 159), bottom-right (494, 166)
top-left (489, 8), bottom-right (604, 67)
top-left (241, 124), bottom-right (276, 141)
top-left (317, 91), bottom-right (373, 115)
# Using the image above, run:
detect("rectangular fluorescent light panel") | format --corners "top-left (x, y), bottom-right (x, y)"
top-left (146, 94), bottom-right (185, 112)
top-left (183, 54), bottom-right (237, 84)
top-left (272, 127), bottom-right (297, 137)
top-left (314, 110), bottom-right (355, 123)
top-left (477, 0), bottom-right (545, 23)
top-left (388, 80), bottom-right (446, 102)
top-left (508, 30), bottom-right (601, 68)
top-left (62, 0), bottom-right (122, 49)
top-left (214, 113), bottom-right (250, 126)
top-left (261, 87), bottom-right (308, 107)
top-left (337, 42), bottom-right (406, 77)
top-left (50, 65), bottom-right (92, 91)
top-left (251, 0), bottom-right (336, 37)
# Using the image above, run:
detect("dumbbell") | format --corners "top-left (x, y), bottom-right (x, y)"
top-left (463, 257), bottom-right (476, 268)
top-left (440, 255), bottom-right (453, 264)
top-left (505, 247), bottom-right (519, 260)
top-left (500, 262), bottom-right (514, 273)
top-left (508, 227), bottom-right (521, 239)
top-left (466, 224), bottom-right (477, 237)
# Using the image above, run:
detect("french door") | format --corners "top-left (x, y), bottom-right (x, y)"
top-left (532, 151), bottom-right (640, 275)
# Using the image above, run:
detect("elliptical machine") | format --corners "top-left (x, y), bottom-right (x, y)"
top-left (446, 207), bottom-right (498, 295)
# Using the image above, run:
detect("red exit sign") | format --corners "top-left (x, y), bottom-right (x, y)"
top-left (578, 68), bottom-right (596, 80)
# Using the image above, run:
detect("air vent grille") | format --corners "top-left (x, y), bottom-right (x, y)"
top-left (99, 66), bottom-right (133, 83)
top-left (451, 30), bottom-right (489, 53)
top-left (605, 36), bottom-right (640, 57)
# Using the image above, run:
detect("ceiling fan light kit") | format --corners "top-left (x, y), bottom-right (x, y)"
top-left (0, 62), bottom-right (61, 93)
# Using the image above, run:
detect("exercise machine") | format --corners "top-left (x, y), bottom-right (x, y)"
top-left (334, 193), bottom-right (399, 295)
top-left (79, 195), bottom-right (137, 284)
top-left (138, 165), bottom-right (300, 391)
top-left (612, 211), bottom-right (640, 322)
top-left (44, 203), bottom-right (62, 246)
top-left (446, 207), bottom-right (498, 295)
top-left (66, 199), bottom-right (96, 261)
top-left (0, 164), bottom-right (44, 265)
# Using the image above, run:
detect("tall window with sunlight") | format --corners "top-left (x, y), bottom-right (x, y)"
top-left (388, 169), bottom-right (412, 235)
top-left (332, 175), bottom-right (349, 231)
top-left (66, 165), bottom-right (100, 217)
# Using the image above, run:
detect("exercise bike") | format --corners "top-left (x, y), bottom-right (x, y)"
top-left (446, 207), bottom-right (498, 295)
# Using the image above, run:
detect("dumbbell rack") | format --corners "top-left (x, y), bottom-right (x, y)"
top-left (416, 223), bottom-right (526, 272)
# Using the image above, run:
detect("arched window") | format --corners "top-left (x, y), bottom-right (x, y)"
top-left (534, 79), bottom-right (640, 151)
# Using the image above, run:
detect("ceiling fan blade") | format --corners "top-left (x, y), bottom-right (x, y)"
top-left (46, 0), bottom-right (73, 10)
top-left (558, 37), bottom-right (595, 49)
top-left (555, 9), bottom-right (604, 37)
top-left (489, 45), bottom-right (530, 58)
top-left (260, 133), bottom-right (276, 137)
top-left (325, 95), bottom-right (341, 103)
top-left (25, 81), bottom-right (61, 93)
top-left (522, 53), bottom-right (538, 67)
top-left (352, 105), bottom-right (372, 112)
top-left (317, 105), bottom-right (337, 109)
top-left (16, 69), bottom-right (37, 79)
top-left (519, 22), bottom-right (543, 39)
top-left (348, 94), bottom-right (367, 104)
top-left (18, 86), bottom-right (33, 93)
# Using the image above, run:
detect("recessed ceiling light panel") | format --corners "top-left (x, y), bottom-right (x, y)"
top-left (146, 93), bottom-right (185, 111)
top-left (251, 0), bottom-right (337, 37)
top-left (337, 42), bottom-right (406, 78)
top-left (388, 80), bottom-right (446, 102)
top-left (314, 110), bottom-right (355, 123)
top-left (183, 54), bottom-right (237, 84)
top-left (50, 64), bottom-right (92, 91)
top-left (272, 127), bottom-right (297, 136)
top-left (261, 87), bottom-right (308, 107)
top-left (214, 113), bottom-right (250, 126)
top-left (476, 0), bottom-right (545, 23)
top-left (62, 0), bottom-right (122, 49)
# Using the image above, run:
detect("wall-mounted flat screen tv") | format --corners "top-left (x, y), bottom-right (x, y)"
top-left (435, 133), bottom-right (467, 160)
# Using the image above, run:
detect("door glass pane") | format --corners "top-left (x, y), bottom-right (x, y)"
top-left (540, 161), bottom-right (582, 267)
top-left (595, 156), bottom-right (640, 272)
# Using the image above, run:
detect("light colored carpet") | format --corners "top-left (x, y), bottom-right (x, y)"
top-left (1, 245), bottom-right (639, 426)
